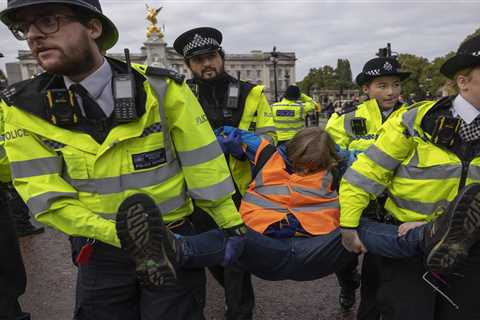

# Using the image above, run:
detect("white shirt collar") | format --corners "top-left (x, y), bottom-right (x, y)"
top-left (63, 59), bottom-right (112, 99)
top-left (452, 94), bottom-right (480, 124)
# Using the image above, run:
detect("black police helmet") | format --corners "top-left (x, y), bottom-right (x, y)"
top-left (355, 57), bottom-right (411, 86)
top-left (441, 35), bottom-right (480, 79)
top-left (0, 0), bottom-right (118, 50)
top-left (174, 27), bottom-right (222, 60)
top-left (284, 85), bottom-right (301, 101)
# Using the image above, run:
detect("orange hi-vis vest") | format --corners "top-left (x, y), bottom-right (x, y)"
top-left (239, 141), bottom-right (340, 235)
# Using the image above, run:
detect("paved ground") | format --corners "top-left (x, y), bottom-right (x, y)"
top-left (18, 227), bottom-right (357, 320)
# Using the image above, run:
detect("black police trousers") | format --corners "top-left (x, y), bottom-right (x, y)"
top-left (191, 200), bottom-right (255, 320)
top-left (71, 219), bottom-right (206, 320)
top-left (358, 243), bottom-right (480, 320)
top-left (0, 195), bottom-right (27, 320)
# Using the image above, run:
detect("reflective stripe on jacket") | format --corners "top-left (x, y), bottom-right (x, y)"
top-left (1, 62), bottom-right (242, 247)
top-left (339, 99), bottom-right (480, 227)
top-left (240, 141), bottom-right (339, 235)
top-left (272, 98), bottom-right (315, 142)
top-left (325, 98), bottom-right (406, 151)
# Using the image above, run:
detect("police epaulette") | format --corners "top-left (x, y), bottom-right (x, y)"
top-left (337, 106), bottom-right (356, 116)
top-left (145, 67), bottom-right (185, 84)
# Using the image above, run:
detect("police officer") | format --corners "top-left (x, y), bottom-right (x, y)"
top-left (173, 26), bottom-right (275, 320)
top-left (340, 35), bottom-right (480, 319)
top-left (272, 85), bottom-right (316, 145)
top-left (0, 1), bottom-right (245, 319)
top-left (325, 54), bottom-right (411, 316)
top-left (326, 55), bottom-right (410, 152)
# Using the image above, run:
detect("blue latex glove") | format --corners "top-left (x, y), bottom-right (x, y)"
top-left (216, 127), bottom-right (246, 160)
top-left (222, 236), bottom-right (245, 267)
top-left (223, 126), bottom-right (262, 161)
top-left (335, 145), bottom-right (360, 168)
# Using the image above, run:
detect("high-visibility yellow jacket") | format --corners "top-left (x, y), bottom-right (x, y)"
top-left (188, 77), bottom-right (276, 195)
top-left (300, 93), bottom-right (320, 112)
top-left (0, 105), bottom-right (10, 183)
top-left (272, 98), bottom-right (315, 142)
top-left (0, 61), bottom-right (243, 247)
top-left (325, 98), bottom-right (406, 151)
top-left (339, 97), bottom-right (480, 228)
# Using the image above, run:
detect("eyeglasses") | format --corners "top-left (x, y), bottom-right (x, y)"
top-left (9, 15), bottom-right (86, 40)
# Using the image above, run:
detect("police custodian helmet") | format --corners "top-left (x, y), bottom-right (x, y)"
top-left (355, 57), bottom-right (411, 86)
top-left (441, 35), bottom-right (480, 79)
top-left (173, 27), bottom-right (223, 59)
top-left (0, 0), bottom-right (118, 50)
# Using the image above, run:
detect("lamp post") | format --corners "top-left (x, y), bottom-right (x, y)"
top-left (284, 70), bottom-right (290, 90)
top-left (269, 46), bottom-right (279, 102)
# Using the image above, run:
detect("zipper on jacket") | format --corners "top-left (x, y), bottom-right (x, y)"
top-left (459, 160), bottom-right (470, 192)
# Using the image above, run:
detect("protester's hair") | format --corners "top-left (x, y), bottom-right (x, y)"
top-left (285, 127), bottom-right (340, 172)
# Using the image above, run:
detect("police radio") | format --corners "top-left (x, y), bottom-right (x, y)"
top-left (46, 89), bottom-right (79, 126)
top-left (113, 48), bottom-right (137, 123)
top-left (431, 116), bottom-right (461, 147)
top-left (226, 71), bottom-right (241, 110)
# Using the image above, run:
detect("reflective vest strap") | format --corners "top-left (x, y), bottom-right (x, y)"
top-left (28, 191), bottom-right (78, 215)
top-left (64, 160), bottom-right (181, 194)
top-left (363, 145), bottom-right (402, 171)
top-left (402, 107), bottom-right (419, 137)
top-left (11, 156), bottom-right (62, 179)
top-left (396, 164), bottom-right (462, 180)
top-left (389, 195), bottom-right (449, 216)
top-left (145, 75), bottom-right (174, 163)
top-left (242, 192), bottom-right (290, 213)
top-left (343, 168), bottom-right (386, 196)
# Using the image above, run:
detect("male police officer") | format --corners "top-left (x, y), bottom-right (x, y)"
top-left (340, 35), bottom-right (480, 319)
top-left (272, 85), bottom-right (316, 145)
top-left (173, 26), bottom-right (275, 320)
top-left (0, 1), bottom-right (245, 319)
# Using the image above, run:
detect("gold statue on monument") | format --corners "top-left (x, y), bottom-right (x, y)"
top-left (146, 4), bottom-right (164, 39)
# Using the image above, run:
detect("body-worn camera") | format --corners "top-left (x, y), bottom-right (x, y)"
top-left (46, 89), bottom-right (78, 126)
top-left (431, 116), bottom-right (461, 147)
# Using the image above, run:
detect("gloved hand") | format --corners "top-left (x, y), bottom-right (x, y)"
top-left (216, 127), bottom-right (246, 160)
top-left (335, 145), bottom-right (361, 168)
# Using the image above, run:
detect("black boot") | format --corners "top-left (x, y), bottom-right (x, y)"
top-left (336, 257), bottom-right (361, 311)
top-left (425, 183), bottom-right (480, 273)
top-left (116, 194), bottom-right (178, 287)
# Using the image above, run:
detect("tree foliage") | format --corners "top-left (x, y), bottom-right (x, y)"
top-left (299, 28), bottom-right (478, 98)
top-left (298, 59), bottom-right (354, 94)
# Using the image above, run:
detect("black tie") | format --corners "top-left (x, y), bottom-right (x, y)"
top-left (69, 84), bottom-right (106, 120)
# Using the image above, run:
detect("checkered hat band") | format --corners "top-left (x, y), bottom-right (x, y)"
top-left (183, 34), bottom-right (220, 56)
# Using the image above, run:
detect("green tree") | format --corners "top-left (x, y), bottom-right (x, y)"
top-left (335, 59), bottom-right (354, 89)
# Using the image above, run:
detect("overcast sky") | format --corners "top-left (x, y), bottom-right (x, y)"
top-left (0, 0), bottom-right (479, 80)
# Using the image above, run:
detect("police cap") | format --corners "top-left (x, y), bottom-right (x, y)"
top-left (355, 57), bottom-right (411, 86)
top-left (173, 27), bottom-right (222, 59)
top-left (0, 0), bottom-right (118, 50)
top-left (441, 35), bottom-right (480, 79)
